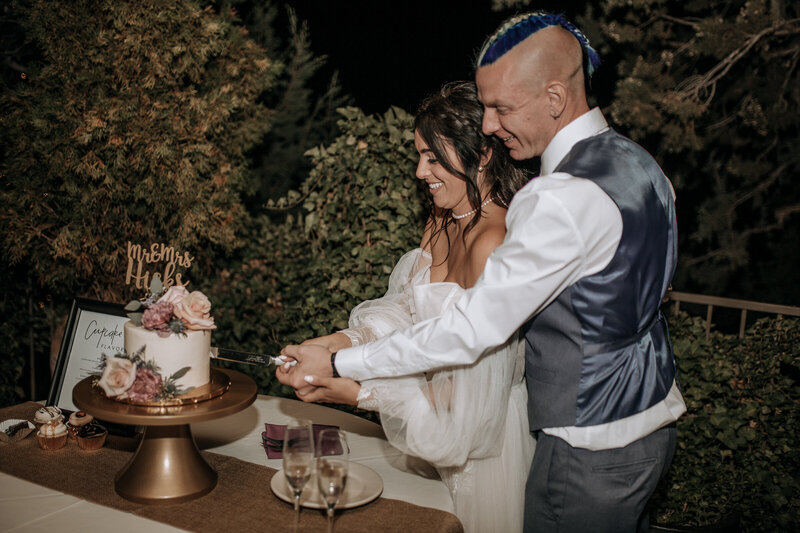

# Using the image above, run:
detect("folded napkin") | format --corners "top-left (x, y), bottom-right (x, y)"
top-left (262, 423), bottom-right (347, 459)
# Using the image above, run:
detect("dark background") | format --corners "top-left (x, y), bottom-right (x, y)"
top-left (280, 0), bottom-right (590, 114)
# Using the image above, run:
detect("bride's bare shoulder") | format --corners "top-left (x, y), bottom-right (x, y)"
top-left (466, 207), bottom-right (508, 275)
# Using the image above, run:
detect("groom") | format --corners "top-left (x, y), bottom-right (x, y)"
top-left (278, 11), bottom-right (685, 532)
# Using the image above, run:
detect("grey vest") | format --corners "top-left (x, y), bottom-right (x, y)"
top-left (524, 129), bottom-right (678, 430)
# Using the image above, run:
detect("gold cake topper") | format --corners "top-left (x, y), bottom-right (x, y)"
top-left (125, 241), bottom-right (194, 290)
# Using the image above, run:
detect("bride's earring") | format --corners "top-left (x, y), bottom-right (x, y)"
top-left (478, 165), bottom-right (484, 172)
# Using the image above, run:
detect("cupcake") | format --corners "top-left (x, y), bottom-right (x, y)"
top-left (37, 419), bottom-right (68, 450)
top-left (66, 411), bottom-right (94, 439)
top-left (32, 406), bottom-right (63, 429)
top-left (76, 422), bottom-right (107, 451)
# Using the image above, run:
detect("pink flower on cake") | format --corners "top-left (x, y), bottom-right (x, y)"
top-left (173, 291), bottom-right (216, 331)
top-left (97, 357), bottom-right (136, 397)
top-left (126, 368), bottom-right (163, 402)
top-left (158, 285), bottom-right (188, 305)
top-left (141, 301), bottom-right (174, 337)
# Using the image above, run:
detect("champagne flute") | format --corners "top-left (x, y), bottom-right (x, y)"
top-left (283, 419), bottom-right (314, 532)
top-left (316, 429), bottom-right (349, 533)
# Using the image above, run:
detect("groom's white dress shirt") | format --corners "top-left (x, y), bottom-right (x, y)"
top-left (335, 108), bottom-right (685, 450)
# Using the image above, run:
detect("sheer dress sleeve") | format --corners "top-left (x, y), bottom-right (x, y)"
top-left (338, 248), bottom-right (429, 346)
top-left (351, 251), bottom-right (521, 468)
top-left (357, 338), bottom-right (519, 467)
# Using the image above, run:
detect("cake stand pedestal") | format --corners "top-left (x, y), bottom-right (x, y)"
top-left (73, 368), bottom-right (257, 505)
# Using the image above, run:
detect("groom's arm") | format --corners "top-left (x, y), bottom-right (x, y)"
top-left (280, 175), bottom-right (621, 388)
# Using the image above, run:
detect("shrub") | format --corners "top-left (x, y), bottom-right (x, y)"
top-left (652, 312), bottom-right (800, 531)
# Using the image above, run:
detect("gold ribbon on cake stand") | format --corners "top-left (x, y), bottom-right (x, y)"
top-left (73, 368), bottom-right (257, 504)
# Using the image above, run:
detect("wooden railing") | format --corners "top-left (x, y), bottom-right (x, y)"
top-left (667, 291), bottom-right (800, 339)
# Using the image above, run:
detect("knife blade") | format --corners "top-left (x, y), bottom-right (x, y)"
top-left (210, 347), bottom-right (286, 367)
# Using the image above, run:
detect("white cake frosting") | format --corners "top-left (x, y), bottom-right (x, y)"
top-left (123, 320), bottom-right (211, 393)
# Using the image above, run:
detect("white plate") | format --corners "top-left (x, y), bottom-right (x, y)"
top-left (270, 462), bottom-right (383, 509)
top-left (0, 419), bottom-right (34, 435)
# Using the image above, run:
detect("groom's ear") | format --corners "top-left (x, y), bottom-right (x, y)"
top-left (546, 81), bottom-right (568, 119)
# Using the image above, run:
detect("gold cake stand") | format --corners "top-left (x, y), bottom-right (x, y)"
top-left (73, 367), bottom-right (257, 505)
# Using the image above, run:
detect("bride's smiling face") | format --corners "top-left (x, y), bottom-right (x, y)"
top-left (414, 130), bottom-right (473, 215)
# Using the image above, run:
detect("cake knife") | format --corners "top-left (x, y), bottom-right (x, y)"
top-left (210, 347), bottom-right (288, 367)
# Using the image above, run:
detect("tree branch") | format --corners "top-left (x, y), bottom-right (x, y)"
top-left (685, 202), bottom-right (800, 268)
top-left (740, 203), bottom-right (800, 238)
top-left (673, 19), bottom-right (799, 108)
top-left (728, 163), bottom-right (788, 214)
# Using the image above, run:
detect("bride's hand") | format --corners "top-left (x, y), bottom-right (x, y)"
top-left (296, 375), bottom-right (360, 406)
top-left (299, 332), bottom-right (352, 352)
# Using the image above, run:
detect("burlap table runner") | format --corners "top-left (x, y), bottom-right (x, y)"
top-left (0, 402), bottom-right (462, 532)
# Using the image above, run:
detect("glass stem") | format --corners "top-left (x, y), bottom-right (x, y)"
top-left (327, 505), bottom-right (335, 533)
top-left (293, 493), bottom-right (301, 532)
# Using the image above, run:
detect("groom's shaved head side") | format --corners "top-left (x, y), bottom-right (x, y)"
top-left (476, 11), bottom-right (601, 78)
top-left (511, 26), bottom-right (586, 97)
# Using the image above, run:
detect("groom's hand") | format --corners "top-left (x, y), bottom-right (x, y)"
top-left (276, 344), bottom-right (335, 391)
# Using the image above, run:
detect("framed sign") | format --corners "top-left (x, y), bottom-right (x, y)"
top-left (47, 298), bottom-right (128, 412)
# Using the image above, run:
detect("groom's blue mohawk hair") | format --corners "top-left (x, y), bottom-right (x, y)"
top-left (477, 11), bottom-right (601, 79)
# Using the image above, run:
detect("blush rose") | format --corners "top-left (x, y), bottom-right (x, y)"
top-left (97, 356), bottom-right (137, 398)
top-left (158, 285), bottom-right (188, 305)
top-left (173, 291), bottom-right (216, 331)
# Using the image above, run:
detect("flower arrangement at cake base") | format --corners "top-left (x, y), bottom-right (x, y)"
top-left (96, 347), bottom-right (197, 404)
top-left (94, 276), bottom-right (218, 406)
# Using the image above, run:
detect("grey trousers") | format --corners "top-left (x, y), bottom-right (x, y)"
top-left (524, 425), bottom-right (676, 533)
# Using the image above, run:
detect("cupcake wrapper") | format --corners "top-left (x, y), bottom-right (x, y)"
top-left (77, 433), bottom-right (107, 451)
top-left (37, 433), bottom-right (67, 451)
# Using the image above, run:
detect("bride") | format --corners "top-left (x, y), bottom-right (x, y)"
top-left (282, 81), bottom-right (534, 532)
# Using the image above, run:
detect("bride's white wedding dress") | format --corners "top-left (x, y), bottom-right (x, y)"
top-left (341, 248), bottom-right (535, 533)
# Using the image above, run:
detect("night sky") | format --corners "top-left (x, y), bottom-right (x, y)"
top-left (282, 0), bottom-right (587, 114)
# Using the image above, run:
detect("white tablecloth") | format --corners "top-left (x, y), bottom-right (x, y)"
top-left (0, 395), bottom-right (453, 532)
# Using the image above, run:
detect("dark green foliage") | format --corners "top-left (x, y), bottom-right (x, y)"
top-left (652, 312), bottom-right (800, 531)
top-left (205, 106), bottom-right (424, 398)
top-left (0, 0), bottom-right (279, 303)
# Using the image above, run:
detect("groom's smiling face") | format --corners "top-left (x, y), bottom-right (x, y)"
top-left (476, 54), bottom-right (555, 162)
top-left (477, 27), bottom-right (584, 162)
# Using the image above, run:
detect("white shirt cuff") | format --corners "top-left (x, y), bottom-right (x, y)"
top-left (334, 344), bottom-right (368, 380)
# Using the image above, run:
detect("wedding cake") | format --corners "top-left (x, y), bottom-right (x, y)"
top-left (96, 281), bottom-right (215, 403)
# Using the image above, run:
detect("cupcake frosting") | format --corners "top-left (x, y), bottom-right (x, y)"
top-left (38, 420), bottom-right (67, 437)
top-left (34, 406), bottom-right (63, 424)
top-left (68, 411), bottom-right (94, 427)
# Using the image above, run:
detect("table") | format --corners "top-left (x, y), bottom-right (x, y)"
top-left (0, 396), bottom-right (454, 532)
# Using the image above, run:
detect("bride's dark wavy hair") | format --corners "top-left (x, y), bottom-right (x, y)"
top-left (414, 81), bottom-right (529, 248)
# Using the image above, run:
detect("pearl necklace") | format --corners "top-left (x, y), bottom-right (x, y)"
top-left (452, 197), bottom-right (495, 220)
